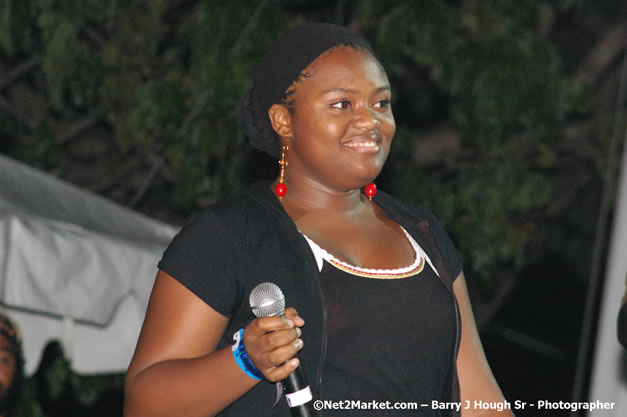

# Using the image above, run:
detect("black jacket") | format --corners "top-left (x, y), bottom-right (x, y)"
top-left (159, 181), bottom-right (462, 417)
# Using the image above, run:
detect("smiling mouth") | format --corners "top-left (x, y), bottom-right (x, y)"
top-left (343, 138), bottom-right (381, 152)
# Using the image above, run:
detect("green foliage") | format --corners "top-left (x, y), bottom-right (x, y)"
top-left (1, 0), bottom-right (289, 210)
top-left (16, 121), bottom-right (66, 175)
top-left (0, 1), bottom-right (29, 56)
top-left (0, 0), bottom-right (599, 287)
top-left (1, 0), bottom-right (612, 412)
top-left (361, 0), bottom-right (588, 285)
top-left (14, 378), bottom-right (46, 417)
top-left (13, 344), bottom-right (124, 417)
top-left (0, 0), bottom-right (597, 284)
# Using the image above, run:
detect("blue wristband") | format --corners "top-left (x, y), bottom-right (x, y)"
top-left (232, 328), bottom-right (263, 380)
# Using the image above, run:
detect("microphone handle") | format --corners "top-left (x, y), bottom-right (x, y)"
top-left (283, 354), bottom-right (317, 416)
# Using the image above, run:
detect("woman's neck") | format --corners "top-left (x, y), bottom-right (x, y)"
top-left (277, 177), bottom-right (368, 219)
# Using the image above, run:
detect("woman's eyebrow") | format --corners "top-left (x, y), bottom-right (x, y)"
top-left (321, 86), bottom-right (391, 95)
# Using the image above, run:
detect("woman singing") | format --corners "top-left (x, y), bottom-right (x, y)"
top-left (124, 23), bottom-right (513, 417)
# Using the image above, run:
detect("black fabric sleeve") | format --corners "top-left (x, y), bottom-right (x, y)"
top-left (416, 206), bottom-right (463, 283)
top-left (158, 208), bottom-right (241, 317)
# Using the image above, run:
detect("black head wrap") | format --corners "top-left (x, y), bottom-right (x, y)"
top-left (240, 23), bottom-right (375, 158)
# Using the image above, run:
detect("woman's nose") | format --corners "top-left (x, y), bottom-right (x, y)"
top-left (353, 109), bottom-right (381, 131)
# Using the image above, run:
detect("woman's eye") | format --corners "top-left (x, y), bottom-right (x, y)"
top-left (331, 100), bottom-right (351, 109)
top-left (373, 99), bottom-right (391, 109)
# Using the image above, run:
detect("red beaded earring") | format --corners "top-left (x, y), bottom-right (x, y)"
top-left (365, 182), bottom-right (377, 200)
top-left (274, 144), bottom-right (289, 199)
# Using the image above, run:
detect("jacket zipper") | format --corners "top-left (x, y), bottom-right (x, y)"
top-left (446, 278), bottom-right (461, 417)
top-left (252, 185), bottom-right (460, 414)
top-left (315, 270), bottom-right (328, 417)
top-left (251, 185), bottom-right (329, 416)
top-left (417, 222), bottom-right (462, 415)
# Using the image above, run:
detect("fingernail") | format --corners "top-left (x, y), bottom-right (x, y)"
top-left (291, 358), bottom-right (299, 367)
top-left (295, 327), bottom-right (302, 337)
top-left (294, 339), bottom-right (304, 349)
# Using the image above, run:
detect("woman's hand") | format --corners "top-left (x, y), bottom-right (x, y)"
top-left (242, 307), bottom-right (306, 382)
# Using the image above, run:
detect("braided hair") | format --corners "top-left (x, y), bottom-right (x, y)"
top-left (240, 23), bottom-right (375, 159)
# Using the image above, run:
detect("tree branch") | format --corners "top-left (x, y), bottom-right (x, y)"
top-left (537, 2), bottom-right (555, 38)
top-left (410, 124), bottom-right (461, 167)
top-left (0, 57), bottom-right (40, 91)
top-left (129, 155), bottom-right (165, 207)
top-left (469, 271), bottom-right (520, 332)
top-left (228, 0), bottom-right (269, 59)
top-left (81, 24), bottom-right (107, 49)
top-left (57, 117), bottom-right (101, 145)
top-left (0, 93), bottom-right (34, 130)
top-left (175, 90), bottom-right (210, 138)
top-left (574, 21), bottom-right (626, 84)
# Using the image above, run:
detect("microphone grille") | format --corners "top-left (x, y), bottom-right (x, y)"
top-left (249, 282), bottom-right (285, 317)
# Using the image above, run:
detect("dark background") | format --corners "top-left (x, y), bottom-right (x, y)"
top-left (0, 1), bottom-right (625, 416)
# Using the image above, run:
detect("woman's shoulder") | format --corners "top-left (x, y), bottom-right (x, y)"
top-left (375, 190), bottom-right (441, 224)
top-left (185, 181), bottom-right (283, 230)
top-left (202, 180), bottom-right (274, 212)
top-left (161, 181), bottom-right (284, 260)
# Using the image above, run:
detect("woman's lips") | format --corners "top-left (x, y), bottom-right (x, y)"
top-left (343, 137), bottom-right (381, 153)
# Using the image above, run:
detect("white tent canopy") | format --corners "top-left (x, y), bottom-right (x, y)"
top-left (0, 154), bottom-right (178, 375)
top-left (587, 137), bottom-right (627, 416)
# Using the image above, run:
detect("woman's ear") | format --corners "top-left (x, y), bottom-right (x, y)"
top-left (268, 104), bottom-right (292, 139)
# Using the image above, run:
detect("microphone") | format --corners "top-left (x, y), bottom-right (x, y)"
top-left (250, 282), bottom-right (317, 417)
